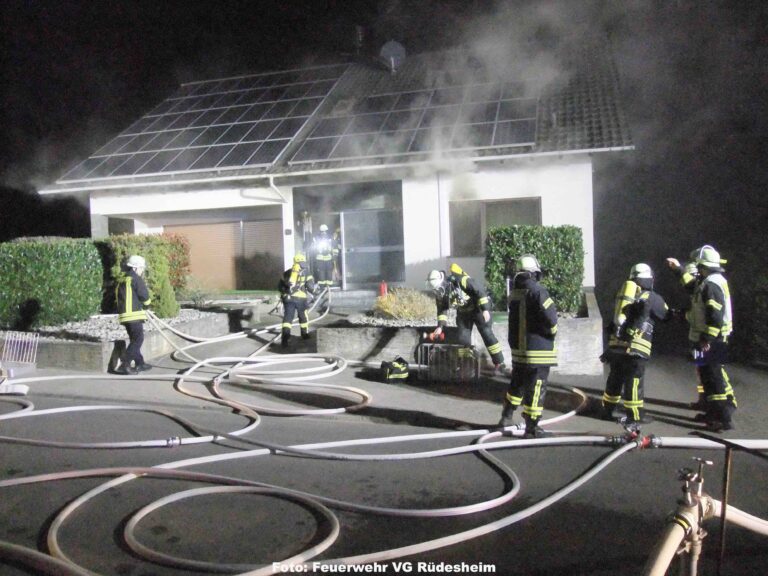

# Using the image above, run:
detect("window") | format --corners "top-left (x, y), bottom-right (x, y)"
top-left (450, 197), bottom-right (541, 256)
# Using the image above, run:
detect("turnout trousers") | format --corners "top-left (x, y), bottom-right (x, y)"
top-left (281, 299), bottom-right (308, 345)
top-left (602, 354), bottom-right (647, 424)
top-left (456, 309), bottom-right (504, 365)
top-left (505, 363), bottom-right (550, 425)
top-left (315, 259), bottom-right (333, 287)
top-left (122, 320), bottom-right (145, 369)
top-left (695, 341), bottom-right (737, 425)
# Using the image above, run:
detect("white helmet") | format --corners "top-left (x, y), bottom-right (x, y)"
top-left (319, 224), bottom-right (329, 232)
top-left (629, 263), bottom-right (653, 279)
top-left (426, 269), bottom-right (445, 291)
top-left (516, 254), bottom-right (541, 273)
top-left (695, 245), bottom-right (726, 270)
top-left (126, 255), bottom-right (146, 269)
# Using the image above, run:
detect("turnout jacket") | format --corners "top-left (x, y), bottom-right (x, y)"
top-left (690, 273), bottom-right (732, 343)
top-left (312, 231), bottom-right (335, 262)
top-left (116, 270), bottom-right (151, 324)
top-left (608, 279), bottom-right (670, 359)
top-left (279, 262), bottom-right (316, 301)
top-left (508, 275), bottom-right (558, 365)
top-left (675, 268), bottom-right (733, 344)
top-left (435, 264), bottom-right (492, 327)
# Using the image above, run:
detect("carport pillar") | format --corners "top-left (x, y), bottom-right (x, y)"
top-left (90, 213), bottom-right (109, 239)
top-left (280, 187), bottom-right (295, 269)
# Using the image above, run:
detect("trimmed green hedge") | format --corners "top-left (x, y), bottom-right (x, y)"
top-left (485, 225), bottom-right (585, 314)
top-left (0, 238), bottom-right (102, 328)
top-left (96, 234), bottom-right (179, 318)
top-left (162, 232), bottom-right (190, 292)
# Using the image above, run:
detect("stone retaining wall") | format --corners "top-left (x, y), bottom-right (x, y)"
top-left (1, 314), bottom-right (231, 373)
top-left (317, 293), bottom-right (604, 376)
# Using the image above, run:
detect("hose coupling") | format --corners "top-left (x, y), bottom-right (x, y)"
top-left (608, 434), bottom-right (630, 446)
top-left (165, 436), bottom-right (182, 447)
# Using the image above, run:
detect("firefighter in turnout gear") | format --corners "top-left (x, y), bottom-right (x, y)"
top-left (600, 263), bottom-right (671, 431)
top-left (668, 245), bottom-right (736, 431)
top-left (115, 255), bottom-right (152, 375)
top-left (667, 247), bottom-right (708, 408)
top-left (500, 255), bottom-right (558, 437)
top-left (278, 254), bottom-right (317, 348)
top-left (312, 224), bottom-right (335, 288)
top-left (426, 263), bottom-right (505, 369)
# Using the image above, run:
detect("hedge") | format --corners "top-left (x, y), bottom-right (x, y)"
top-left (0, 238), bottom-right (102, 328)
top-left (485, 225), bottom-right (585, 314)
top-left (96, 234), bottom-right (179, 318)
top-left (162, 232), bottom-right (190, 292)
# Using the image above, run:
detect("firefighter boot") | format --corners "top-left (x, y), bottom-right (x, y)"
top-left (498, 401), bottom-right (516, 428)
top-left (523, 417), bottom-right (552, 439)
top-left (281, 329), bottom-right (290, 348)
top-left (690, 393), bottom-right (707, 412)
top-left (599, 403), bottom-right (618, 421)
top-left (301, 329), bottom-right (311, 340)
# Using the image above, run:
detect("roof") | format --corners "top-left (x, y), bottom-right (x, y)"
top-left (40, 42), bottom-right (633, 194)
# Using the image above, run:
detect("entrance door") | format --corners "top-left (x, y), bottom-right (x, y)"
top-left (340, 209), bottom-right (405, 289)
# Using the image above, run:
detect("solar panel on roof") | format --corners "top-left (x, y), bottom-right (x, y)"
top-left (59, 64), bottom-right (348, 182)
top-left (289, 81), bottom-right (537, 165)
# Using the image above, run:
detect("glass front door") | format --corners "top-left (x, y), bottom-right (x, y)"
top-left (340, 209), bottom-right (405, 289)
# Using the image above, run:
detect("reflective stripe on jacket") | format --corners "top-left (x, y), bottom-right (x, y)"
top-left (116, 270), bottom-right (151, 323)
top-left (690, 273), bottom-right (732, 342)
top-left (508, 276), bottom-right (558, 365)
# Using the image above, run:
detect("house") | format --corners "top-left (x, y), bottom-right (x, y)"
top-left (39, 42), bottom-right (633, 293)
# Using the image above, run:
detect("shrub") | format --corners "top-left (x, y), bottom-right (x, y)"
top-left (96, 234), bottom-right (179, 318)
top-left (162, 232), bottom-right (190, 292)
top-left (176, 275), bottom-right (213, 307)
top-left (485, 225), bottom-right (585, 314)
top-left (0, 238), bottom-right (101, 328)
top-left (373, 288), bottom-right (435, 321)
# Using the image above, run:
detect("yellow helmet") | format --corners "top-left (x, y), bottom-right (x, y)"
top-left (293, 253), bottom-right (307, 264)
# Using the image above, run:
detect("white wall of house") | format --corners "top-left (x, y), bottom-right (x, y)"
top-left (85, 154), bottom-right (594, 291)
top-left (401, 155), bottom-right (595, 290)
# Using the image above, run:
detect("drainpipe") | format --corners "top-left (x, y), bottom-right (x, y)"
top-left (268, 175), bottom-right (287, 203)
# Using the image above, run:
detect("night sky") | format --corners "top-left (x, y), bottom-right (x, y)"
top-left (1, 1), bottom-right (766, 351)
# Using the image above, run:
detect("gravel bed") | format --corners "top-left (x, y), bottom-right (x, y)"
top-left (346, 310), bottom-right (454, 328)
top-left (23, 308), bottom-right (220, 343)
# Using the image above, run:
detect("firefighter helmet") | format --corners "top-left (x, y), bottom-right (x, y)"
top-left (516, 254), bottom-right (541, 273)
top-left (319, 224), bottom-right (328, 232)
top-left (426, 270), bottom-right (445, 291)
top-left (696, 245), bottom-right (726, 270)
top-left (126, 255), bottom-right (146, 269)
top-left (629, 263), bottom-right (653, 279)
top-left (293, 253), bottom-right (307, 264)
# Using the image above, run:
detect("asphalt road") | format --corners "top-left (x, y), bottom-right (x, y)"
top-left (1, 331), bottom-right (767, 576)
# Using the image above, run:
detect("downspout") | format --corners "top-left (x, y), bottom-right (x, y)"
top-left (268, 175), bottom-right (287, 203)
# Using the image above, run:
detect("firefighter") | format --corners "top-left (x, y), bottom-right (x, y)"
top-left (426, 263), bottom-right (506, 370)
top-left (600, 263), bottom-right (672, 432)
top-left (499, 255), bottom-right (557, 437)
top-left (278, 253), bottom-right (317, 347)
top-left (312, 224), bottom-right (335, 289)
top-left (667, 247), bottom-right (708, 408)
top-left (115, 255), bottom-right (152, 375)
top-left (668, 245), bottom-right (736, 431)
